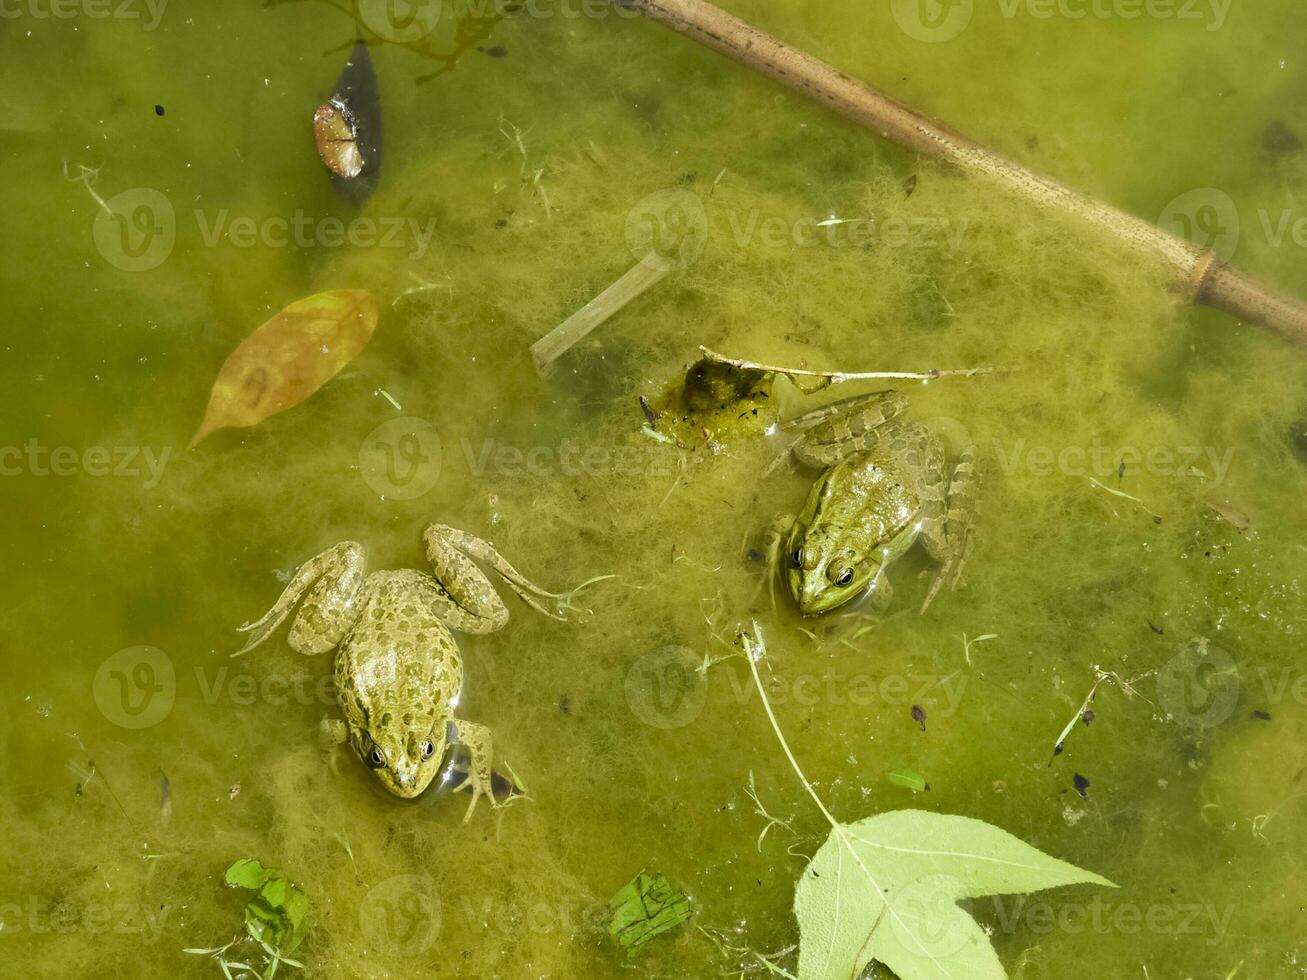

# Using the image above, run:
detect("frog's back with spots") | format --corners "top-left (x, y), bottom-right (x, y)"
top-left (333, 569), bottom-right (463, 743)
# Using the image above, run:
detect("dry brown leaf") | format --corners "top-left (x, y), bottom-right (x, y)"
top-left (190, 288), bottom-right (379, 448)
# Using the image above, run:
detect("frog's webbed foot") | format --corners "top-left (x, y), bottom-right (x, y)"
top-left (443, 719), bottom-right (521, 823)
top-left (318, 717), bottom-right (348, 749)
top-left (234, 542), bottom-right (366, 656)
top-left (920, 448), bottom-right (979, 614)
top-left (422, 523), bottom-right (608, 633)
top-left (766, 390), bottom-right (908, 474)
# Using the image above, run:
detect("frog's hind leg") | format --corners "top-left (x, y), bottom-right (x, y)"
top-left (423, 523), bottom-right (599, 631)
top-left (235, 542), bottom-right (366, 656)
top-left (768, 390), bottom-right (908, 473)
top-left (919, 448), bottom-right (979, 613)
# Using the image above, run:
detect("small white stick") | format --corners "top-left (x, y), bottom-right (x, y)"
top-left (699, 346), bottom-right (1005, 386)
top-left (531, 251), bottom-right (674, 376)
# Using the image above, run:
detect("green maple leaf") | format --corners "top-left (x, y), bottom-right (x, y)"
top-left (794, 810), bottom-right (1114, 980)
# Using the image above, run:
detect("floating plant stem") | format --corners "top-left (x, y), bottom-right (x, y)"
top-left (531, 251), bottom-right (674, 376)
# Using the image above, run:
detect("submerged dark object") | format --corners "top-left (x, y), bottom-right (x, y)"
top-left (314, 39), bottom-right (381, 205)
top-left (1292, 418), bottom-right (1307, 465)
top-left (679, 357), bottom-right (770, 414)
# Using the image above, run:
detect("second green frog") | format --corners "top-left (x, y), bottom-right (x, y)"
top-left (769, 390), bottom-right (978, 615)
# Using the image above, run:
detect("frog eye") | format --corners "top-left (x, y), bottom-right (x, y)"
top-left (420, 740), bottom-right (436, 760)
top-left (366, 746), bottom-right (387, 769)
top-left (834, 567), bottom-right (855, 587)
top-left (790, 547), bottom-right (805, 568)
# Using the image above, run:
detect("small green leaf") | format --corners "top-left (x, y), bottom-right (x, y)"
top-left (608, 872), bottom-right (692, 951)
top-left (224, 859), bottom-right (311, 956)
top-left (225, 859), bottom-right (271, 891)
top-left (886, 769), bottom-right (929, 793)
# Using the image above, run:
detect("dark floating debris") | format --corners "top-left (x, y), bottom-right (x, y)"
top-left (911, 704), bottom-right (926, 732)
top-left (1262, 120), bottom-right (1302, 157)
top-left (154, 103), bottom-right (165, 116)
top-left (314, 39), bottom-right (382, 205)
top-left (1073, 773), bottom-right (1090, 798)
top-left (1251, 709), bottom-right (1272, 721)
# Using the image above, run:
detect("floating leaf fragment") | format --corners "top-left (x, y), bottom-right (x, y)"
top-left (886, 768), bottom-right (929, 793)
top-left (190, 289), bottom-right (379, 448)
top-left (608, 871), bottom-right (692, 952)
top-left (1206, 500), bottom-right (1252, 533)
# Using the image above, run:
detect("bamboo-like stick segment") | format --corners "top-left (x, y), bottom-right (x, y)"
top-left (621, 0), bottom-right (1307, 347)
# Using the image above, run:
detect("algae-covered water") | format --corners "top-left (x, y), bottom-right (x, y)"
top-left (4, 1), bottom-right (1307, 977)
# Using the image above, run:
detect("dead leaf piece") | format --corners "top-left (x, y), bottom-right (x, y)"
top-left (190, 289), bottom-right (378, 448)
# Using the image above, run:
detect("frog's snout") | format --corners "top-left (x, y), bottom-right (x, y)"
top-left (384, 767), bottom-right (432, 799)
top-left (791, 565), bottom-right (838, 615)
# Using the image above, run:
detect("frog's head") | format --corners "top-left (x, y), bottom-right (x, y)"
top-left (350, 714), bottom-right (449, 799)
top-left (784, 523), bottom-right (881, 615)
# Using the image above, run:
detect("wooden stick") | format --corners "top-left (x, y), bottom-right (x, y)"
top-left (621, 0), bottom-right (1307, 348)
top-left (531, 251), bottom-right (674, 376)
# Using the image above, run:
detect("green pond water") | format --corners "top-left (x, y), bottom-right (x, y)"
top-left (3, 0), bottom-right (1307, 977)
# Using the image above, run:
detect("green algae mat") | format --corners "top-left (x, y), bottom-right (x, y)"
top-left (3, 1), bottom-right (1307, 977)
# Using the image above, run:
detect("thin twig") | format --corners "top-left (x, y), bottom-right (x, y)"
top-left (1049, 665), bottom-right (1156, 764)
top-left (699, 346), bottom-right (1006, 388)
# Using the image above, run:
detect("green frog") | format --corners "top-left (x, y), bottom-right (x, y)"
top-left (768, 390), bottom-right (977, 615)
top-left (235, 523), bottom-right (586, 820)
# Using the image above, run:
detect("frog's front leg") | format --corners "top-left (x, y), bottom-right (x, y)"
top-left (763, 514), bottom-right (796, 609)
top-left (235, 542), bottom-right (367, 655)
top-left (442, 718), bottom-right (516, 823)
top-left (919, 448), bottom-right (978, 613)
top-left (768, 390), bottom-right (908, 473)
top-left (422, 523), bottom-right (591, 633)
